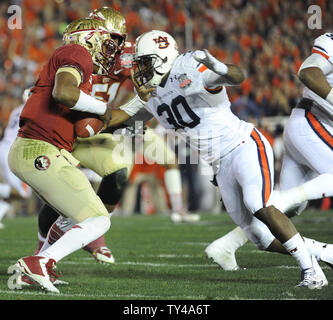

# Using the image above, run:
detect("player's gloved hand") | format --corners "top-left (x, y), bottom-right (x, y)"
top-left (130, 69), bottom-right (156, 102)
top-left (193, 49), bottom-right (228, 76)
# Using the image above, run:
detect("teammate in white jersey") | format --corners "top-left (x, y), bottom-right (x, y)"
top-left (206, 32), bottom-right (333, 273)
top-left (131, 29), bottom-right (332, 289)
top-left (0, 89), bottom-right (32, 228)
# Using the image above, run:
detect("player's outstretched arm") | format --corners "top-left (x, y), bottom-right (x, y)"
top-left (194, 49), bottom-right (245, 86)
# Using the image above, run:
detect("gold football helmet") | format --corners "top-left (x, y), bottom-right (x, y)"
top-left (89, 7), bottom-right (127, 53)
top-left (63, 18), bottom-right (116, 75)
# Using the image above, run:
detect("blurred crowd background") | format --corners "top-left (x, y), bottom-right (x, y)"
top-left (0, 0), bottom-right (333, 216)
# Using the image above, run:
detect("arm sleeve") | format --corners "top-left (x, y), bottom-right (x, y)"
top-left (298, 53), bottom-right (333, 75)
top-left (201, 69), bottom-right (229, 89)
top-left (54, 44), bottom-right (93, 84)
top-left (193, 50), bottom-right (229, 91)
top-left (312, 33), bottom-right (333, 64)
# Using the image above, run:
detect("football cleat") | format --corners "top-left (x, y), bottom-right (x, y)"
top-left (16, 274), bottom-right (69, 288)
top-left (311, 255), bottom-right (328, 286)
top-left (14, 256), bottom-right (60, 293)
top-left (170, 212), bottom-right (200, 224)
top-left (297, 264), bottom-right (326, 290)
top-left (205, 241), bottom-right (240, 271)
top-left (92, 246), bottom-right (115, 264)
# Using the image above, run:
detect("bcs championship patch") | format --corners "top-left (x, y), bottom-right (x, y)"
top-left (34, 155), bottom-right (50, 170)
top-left (178, 73), bottom-right (192, 88)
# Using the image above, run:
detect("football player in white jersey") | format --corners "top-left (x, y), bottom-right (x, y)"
top-left (131, 29), bottom-right (332, 289)
top-left (206, 32), bottom-right (333, 272)
top-left (0, 88), bottom-right (32, 228)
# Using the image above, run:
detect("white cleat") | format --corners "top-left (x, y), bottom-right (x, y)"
top-left (205, 242), bottom-right (240, 271)
top-left (13, 256), bottom-right (60, 293)
top-left (16, 273), bottom-right (69, 288)
top-left (311, 255), bottom-right (328, 286)
top-left (297, 264), bottom-right (326, 290)
top-left (92, 246), bottom-right (115, 264)
top-left (170, 212), bottom-right (200, 224)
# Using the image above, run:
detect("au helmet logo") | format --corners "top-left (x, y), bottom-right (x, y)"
top-left (153, 36), bottom-right (170, 49)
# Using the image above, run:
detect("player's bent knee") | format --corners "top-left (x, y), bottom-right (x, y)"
top-left (87, 215), bottom-right (111, 234)
top-left (97, 168), bottom-right (128, 205)
top-left (242, 219), bottom-right (275, 250)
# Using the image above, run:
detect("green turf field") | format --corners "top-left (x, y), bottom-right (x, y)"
top-left (1, 209), bottom-right (333, 301)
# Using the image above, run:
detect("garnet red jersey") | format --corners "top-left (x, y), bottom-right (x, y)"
top-left (18, 44), bottom-right (93, 152)
top-left (91, 42), bottom-right (133, 103)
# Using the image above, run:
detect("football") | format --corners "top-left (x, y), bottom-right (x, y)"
top-left (74, 113), bottom-right (104, 138)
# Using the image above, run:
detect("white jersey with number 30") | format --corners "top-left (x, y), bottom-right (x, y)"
top-left (144, 51), bottom-right (254, 170)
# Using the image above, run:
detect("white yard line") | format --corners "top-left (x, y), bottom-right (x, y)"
top-left (0, 289), bottom-right (208, 300)
top-left (62, 260), bottom-right (217, 268)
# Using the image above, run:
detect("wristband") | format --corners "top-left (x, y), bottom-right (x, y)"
top-left (119, 95), bottom-right (145, 116)
top-left (326, 88), bottom-right (333, 105)
top-left (71, 90), bottom-right (107, 115)
top-left (214, 61), bottom-right (228, 75)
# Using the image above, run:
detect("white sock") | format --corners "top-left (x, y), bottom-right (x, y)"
top-left (284, 173), bottom-right (333, 203)
top-left (283, 233), bottom-right (313, 270)
top-left (213, 227), bottom-right (248, 252)
top-left (164, 169), bottom-right (183, 212)
top-left (303, 237), bottom-right (326, 261)
top-left (39, 216), bottom-right (111, 262)
top-left (0, 183), bottom-right (11, 199)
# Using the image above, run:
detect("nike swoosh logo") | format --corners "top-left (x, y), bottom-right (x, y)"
top-left (114, 69), bottom-right (122, 75)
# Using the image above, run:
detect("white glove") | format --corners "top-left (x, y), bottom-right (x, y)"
top-left (193, 49), bottom-right (228, 75)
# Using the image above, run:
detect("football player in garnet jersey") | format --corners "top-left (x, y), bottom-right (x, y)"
top-left (131, 29), bottom-right (333, 289)
top-left (206, 32), bottom-right (333, 273)
top-left (7, 18), bottom-right (139, 293)
top-left (33, 7), bottom-right (198, 269)
top-left (32, 8), bottom-right (132, 266)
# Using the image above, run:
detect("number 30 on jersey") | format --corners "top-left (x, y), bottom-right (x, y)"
top-left (157, 95), bottom-right (200, 129)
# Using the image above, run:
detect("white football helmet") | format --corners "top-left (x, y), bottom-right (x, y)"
top-left (133, 30), bottom-right (179, 87)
